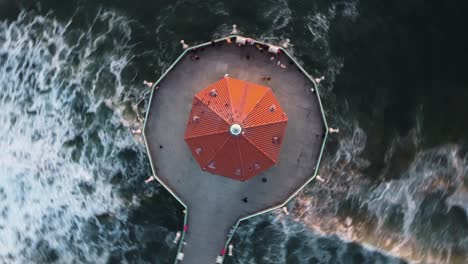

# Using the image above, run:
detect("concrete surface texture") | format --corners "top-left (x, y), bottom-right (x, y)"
top-left (144, 41), bottom-right (325, 263)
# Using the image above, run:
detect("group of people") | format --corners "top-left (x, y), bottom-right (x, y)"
top-left (139, 32), bottom-right (334, 185)
top-left (268, 55), bottom-right (288, 69)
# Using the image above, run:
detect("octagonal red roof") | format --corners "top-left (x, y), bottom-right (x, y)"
top-left (184, 77), bottom-right (288, 181)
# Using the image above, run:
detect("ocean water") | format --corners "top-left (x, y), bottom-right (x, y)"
top-left (0, 0), bottom-right (467, 263)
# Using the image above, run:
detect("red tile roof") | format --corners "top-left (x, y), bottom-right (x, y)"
top-left (184, 77), bottom-right (288, 181)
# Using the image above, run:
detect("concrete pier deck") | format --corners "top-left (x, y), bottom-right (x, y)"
top-left (143, 37), bottom-right (327, 263)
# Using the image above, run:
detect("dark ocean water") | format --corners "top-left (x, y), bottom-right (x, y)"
top-left (0, 0), bottom-right (467, 263)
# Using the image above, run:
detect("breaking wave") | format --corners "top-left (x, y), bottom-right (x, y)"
top-left (227, 214), bottom-right (406, 264)
top-left (0, 9), bottom-right (173, 263)
top-left (292, 121), bottom-right (468, 263)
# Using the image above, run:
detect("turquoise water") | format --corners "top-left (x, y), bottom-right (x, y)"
top-left (0, 0), bottom-right (467, 263)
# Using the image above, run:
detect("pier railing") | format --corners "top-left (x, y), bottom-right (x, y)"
top-left (142, 35), bottom-right (328, 264)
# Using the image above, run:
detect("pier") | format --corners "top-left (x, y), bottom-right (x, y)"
top-left (143, 36), bottom-right (328, 263)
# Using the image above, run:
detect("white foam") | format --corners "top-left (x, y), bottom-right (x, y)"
top-left (293, 120), bottom-right (468, 263)
top-left (234, 214), bottom-right (405, 263)
top-left (0, 10), bottom-right (141, 263)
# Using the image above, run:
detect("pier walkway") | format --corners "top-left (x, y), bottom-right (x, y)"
top-left (143, 37), bottom-right (327, 263)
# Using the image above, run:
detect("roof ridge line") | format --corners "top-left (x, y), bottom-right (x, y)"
top-left (204, 135), bottom-right (232, 169)
top-left (184, 129), bottom-right (229, 140)
top-left (235, 137), bottom-right (246, 180)
top-left (193, 90), bottom-right (232, 125)
top-left (196, 78), bottom-right (234, 125)
top-left (239, 88), bottom-right (270, 124)
top-left (243, 119), bottom-right (288, 129)
top-left (224, 77), bottom-right (237, 124)
top-left (241, 134), bottom-right (277, 164)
